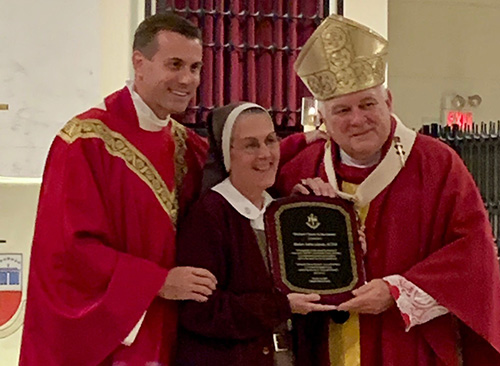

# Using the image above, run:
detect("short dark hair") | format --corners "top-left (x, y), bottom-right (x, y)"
top-left (133, 12), bottom-right (202, 59)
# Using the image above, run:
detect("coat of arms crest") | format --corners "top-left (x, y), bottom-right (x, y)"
top-left (0, 254), bottom-right (24, 338)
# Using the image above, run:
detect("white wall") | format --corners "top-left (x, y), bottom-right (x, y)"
top-left (344, 0), bottom-right (388, 39)
top-left (0, 0), bottom-right (138, 178)
top-left (0, 1), bottom-right (101, 178)
top-left (328, 0), bottom-right (388, 38)
top-left (388, 0), bottom-right (500, 129)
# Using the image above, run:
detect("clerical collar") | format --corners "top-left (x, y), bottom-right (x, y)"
top-left (211, 178), bottom-right (273, 230)
top-left (126, 80), bottom-right (170, 132)
top-left (323, 115), bottom-right (417, 209)
top-left (339, 149), bottom-right (381, 168)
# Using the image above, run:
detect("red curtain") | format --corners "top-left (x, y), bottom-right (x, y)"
top-left (156, 0), bottom-right (326, 132)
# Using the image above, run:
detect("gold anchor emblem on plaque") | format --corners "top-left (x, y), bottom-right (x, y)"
top-left (306, 213), bottom-right (320, 230)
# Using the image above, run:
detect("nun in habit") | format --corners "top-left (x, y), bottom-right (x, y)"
top-left (174, 102), bottom-right (337, 366)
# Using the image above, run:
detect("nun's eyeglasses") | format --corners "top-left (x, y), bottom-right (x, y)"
top-left (231, 133), bottom-right (281, 155)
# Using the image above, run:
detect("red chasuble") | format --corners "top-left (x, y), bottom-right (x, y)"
top-left (276, 128), bottom-right (500, 366)
top-left (19, 87), bottom-right (207, 366)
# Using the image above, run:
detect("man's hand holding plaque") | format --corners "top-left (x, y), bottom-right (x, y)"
top-left (265, 179), bottom-right (366, 306)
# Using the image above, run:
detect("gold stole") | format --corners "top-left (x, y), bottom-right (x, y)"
top-left (328, 182), bottom-right (369, 366)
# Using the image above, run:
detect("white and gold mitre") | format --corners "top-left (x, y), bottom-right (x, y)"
top-left (294, 14), bottom-right (388, 100)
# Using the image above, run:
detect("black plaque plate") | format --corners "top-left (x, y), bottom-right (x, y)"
top-left (264, 195), bottom-right (365, 305)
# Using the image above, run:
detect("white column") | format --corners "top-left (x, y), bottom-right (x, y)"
top-left (329, 0), bottom-right (338, 14)
top-left (99, 0), bottom-right (145, 98)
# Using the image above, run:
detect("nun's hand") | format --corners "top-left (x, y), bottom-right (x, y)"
top-left (287, 293), bottom-right (338, 314)
top-left (292, 177), bottom-right (336, 197)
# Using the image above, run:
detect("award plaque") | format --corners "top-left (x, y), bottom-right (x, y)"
top-left (264, 195), bottom-right (365, 305)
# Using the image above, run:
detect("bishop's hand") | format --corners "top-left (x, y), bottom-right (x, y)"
top-left (292, 177), bottom-right (336, 197)
top-left (336, 279), bottom-right (395, 314)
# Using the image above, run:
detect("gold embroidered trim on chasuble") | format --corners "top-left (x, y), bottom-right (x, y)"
top-left (58, 118), bottom-right (189, 225)
top-left (170, 119), bottom-right (188, 204)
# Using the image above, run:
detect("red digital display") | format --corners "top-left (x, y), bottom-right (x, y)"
top-left (447, 111), bottom-right (473, 129)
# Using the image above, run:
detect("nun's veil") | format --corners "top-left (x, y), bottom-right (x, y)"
top-left (201, 102), bottom-right (267, 193)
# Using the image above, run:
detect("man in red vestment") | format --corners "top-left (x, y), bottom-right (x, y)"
top-left (19, 13), bottom-right (217, 366)
top-left (276, 14), bottom-right (500, 366)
